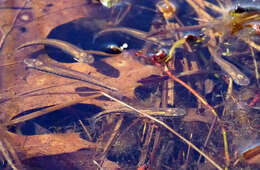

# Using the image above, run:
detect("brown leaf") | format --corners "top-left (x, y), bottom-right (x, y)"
top-left (1, 53), bottom-right (160, 121)
top-left (5, 131), bottom-right (97, 159)
top-left (0, 0), bottom-right (92, 120)
top-left (0, 0), bottom-right (161, 121)
top-left (101, 158), bottom-right (121, 170)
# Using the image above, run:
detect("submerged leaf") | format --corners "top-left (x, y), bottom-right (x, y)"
top-left (5, 131), bottom-right (97, 159)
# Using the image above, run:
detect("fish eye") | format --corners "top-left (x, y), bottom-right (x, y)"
top-left (107, 44), bottom-right (122, 53)
top-left (105, 42), bottom-right (128, 54)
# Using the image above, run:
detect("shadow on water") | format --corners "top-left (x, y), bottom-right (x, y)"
top-left (44, 1), bottom-right (156, 78)
top-left (7, 1), bottom-right (259, 169)
top-left (9, 104), bottom-right (103, 136)
top-left (46, 1), bottom-right (156, 60)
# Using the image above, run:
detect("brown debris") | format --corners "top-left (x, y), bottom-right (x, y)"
top-left (5, 131), bottom-right (97, 159)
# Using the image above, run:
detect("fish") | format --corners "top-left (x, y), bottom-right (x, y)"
top-left (94, 27), bottom-right (171, 46)
top-left (93, 106), bottom-right (186, 122)
top-left (17, 39), bottom-right (95, 64)
top-left (234, 143), bottom-right (260, 165)
top-left (24, 58), bottom-right (119, 92)
top-left (212, 50), bottom-right (250, 86)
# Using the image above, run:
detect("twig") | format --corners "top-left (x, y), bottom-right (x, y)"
top-left (5, 93), bottom-right (102, 126)
top-left (139, 123), bottom-right (155, 167)
top-left (203, 1), bottom-right (223, 13)
top-left (0, 0), bottom-right (31, 50)
top-left (243, 38), bottom-right (260, 52)
top-left (100, 92), bottom-right (223, 170)
top-left (102, 115), bottom-right (124, 154)
top-left (163, 65), bottom-right (216, 115)
top-left (162, 64), bottom-right (230, 166)
top-left (186, 0), bottom-right (231, 164)
top-left (149, 127), bottom-right (161, 168)
top-left (222, 127), bottom-right (229, 165)
top-left (186, 0), bottom-right (213, 21)
top-left (197, 116), bottom-right (217, 164)
top-left (183, 133), bottom-right (193, 170)
top-left (78, 119), bottom-right (93, 141)
top-left (250, 47), bottom-right (259, 88)
top-left (3, 138), bottom-right (23, 169)
top-left (0, 139), bottom-right (18, 170)
top-left (225, 77), bottom-right (233, 101)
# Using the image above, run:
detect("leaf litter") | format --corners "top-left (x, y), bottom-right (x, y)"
top-left (1, 0), bottom-right (260, 170)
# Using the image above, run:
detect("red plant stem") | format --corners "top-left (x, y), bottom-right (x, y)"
top-left (162, 65), bottom-right (215, 112)
top-left (156, 63), bottom-right (230, 164)
top-left (249, 91), bottom-right (260, 106)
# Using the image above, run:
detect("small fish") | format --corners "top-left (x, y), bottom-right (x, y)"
top-left (94, 27), bottom-right (170, 46)
top-left (230, 6), bottom-right (260, 16)
top-left (228, 6), bottom-right (260, 35)
top-left (17, 39), bottom-right (95, 64)
top-left (24, 58), bottom-right (119, 92)
top-left (93, 106), bottom-right (186, 122)
top-left (212, 50), bottom-right (250, 86)
top-left (208, 46), bottom-right (250, 86)
top-left (107, 43), bottom-right (128, 53)
top-left (234, 143), bottom-right (260, 165)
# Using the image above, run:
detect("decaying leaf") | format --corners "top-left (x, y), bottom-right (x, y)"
top-left (5, 131), bottom-right (97, 159)
top-left (100, 158), bottom-right (121, 170)
top-left (2, 0), bottom-right (253, 169)
top-left (0, 0), bottom-right (161, 121)
top-left (0, 0), bottom-right (95, 120)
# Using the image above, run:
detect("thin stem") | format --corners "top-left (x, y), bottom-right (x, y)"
top-left (101, 92), bottom-right (223, 170)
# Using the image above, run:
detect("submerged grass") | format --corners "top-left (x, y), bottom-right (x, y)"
top-left (1, 0), bottom-right (260, 169)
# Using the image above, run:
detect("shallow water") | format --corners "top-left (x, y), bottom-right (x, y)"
top-left (1, 0), bottom-right (260, 170)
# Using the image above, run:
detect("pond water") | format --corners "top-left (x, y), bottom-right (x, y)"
top-left (1, 0), bottom-right (260, 170)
